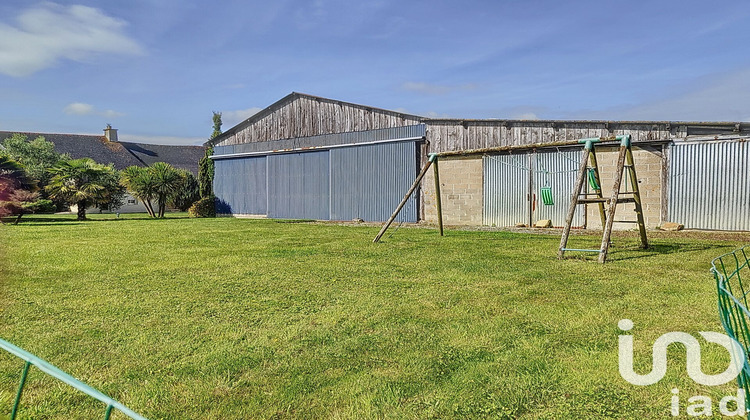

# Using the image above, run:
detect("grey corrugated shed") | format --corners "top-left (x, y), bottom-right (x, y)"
top-left (669, 140), bottom-right (750, 230)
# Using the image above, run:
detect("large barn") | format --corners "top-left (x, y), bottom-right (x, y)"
top-left (207, 92), bottom-right (750, 231)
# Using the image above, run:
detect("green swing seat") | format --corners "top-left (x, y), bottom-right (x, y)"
top-left (587, 168), bottom-right (600, 190)
top-left (540, 187), bottom-right (554, 206)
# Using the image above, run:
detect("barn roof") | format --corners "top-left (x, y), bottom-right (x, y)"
top-left (0, 131), bottom-right (205, 176)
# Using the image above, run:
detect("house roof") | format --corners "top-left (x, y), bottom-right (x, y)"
top-left (0, 131), bottom-right (205, 176)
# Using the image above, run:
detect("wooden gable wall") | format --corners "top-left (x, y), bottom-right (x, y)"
top-left (215, 95), bottom-right (423, 146)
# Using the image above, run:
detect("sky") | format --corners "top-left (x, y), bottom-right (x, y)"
top-left (1, 1), bottom-right (749, 145)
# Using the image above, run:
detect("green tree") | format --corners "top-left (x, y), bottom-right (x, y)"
top-left (211, 111), bottom-right (222, 140)
top-left (121, 164), bottom-right (191, 218)
top-left (0, 133), bottom-right (69, 187)
top-left (46, 158), bottom-right (120, 221)
top-left (170, 170), bottom-right (200, 211)
top-left (198, 147), bottom-right (214, 198)
top-left (198, 111), bottom-right (221, 199)
top-left (120, 166), bottom-right (157, 217)
top-left (150, 162), bottom-right (183, 218)
top-left (96, 169), bottom-right (127, 213)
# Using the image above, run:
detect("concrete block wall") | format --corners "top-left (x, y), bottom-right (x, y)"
top-left (422, 156), bottom-right (483, 225)
top-left (584, 145), bottom-right (664, 229)
top-left (419, 146), bottom-right (664, 230)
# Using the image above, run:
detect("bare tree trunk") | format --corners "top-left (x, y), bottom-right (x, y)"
top-left (13, 214), bottom-right (22, 225)
top-left (77, 200), bottom-right (87, 221)
top-left (143, 199), bottom-right (155, 217)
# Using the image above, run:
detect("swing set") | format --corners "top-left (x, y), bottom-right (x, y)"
top-left (373, 135), bottom-right (648, 262)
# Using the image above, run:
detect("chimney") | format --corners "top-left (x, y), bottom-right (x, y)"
top-left (104, 124), bottom-right (118, 142)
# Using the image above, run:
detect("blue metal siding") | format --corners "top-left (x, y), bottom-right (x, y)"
top-left (330, 141), bottom-right (417, 222)
top-left (213, 156), bottom-right (267, 214)
top-left (267, 151), bottom-right (330, 220)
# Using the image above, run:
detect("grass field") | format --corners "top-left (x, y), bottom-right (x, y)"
top-left (0, 214), bottom-right (747, 419)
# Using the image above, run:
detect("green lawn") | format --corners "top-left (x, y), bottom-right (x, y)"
top-left (0, 215), bottom-right (746, 419)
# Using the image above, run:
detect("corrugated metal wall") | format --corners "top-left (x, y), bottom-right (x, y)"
top-left (483, 149), bottom-right (585, 227)
top-left (534, 150), bottom-right (585, 227)
top-left (330, 142), bottom-right (417, 222)
top-left (267, 151), bottom-right (330, 220)
top-left (213, 138), bottom-right (419, 221)
top-left (214, 156), bottom-right (267, 215)
top-left (483, 154), bottom-right (530, 227)
top-left (669, 141), bottom-right (750, 230)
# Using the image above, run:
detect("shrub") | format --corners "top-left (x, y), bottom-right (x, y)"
top-left (33, 199), bottom-right (56, 213)
top-left (171, 171), bottom-right (200, 211)
top-left (188, 196), bottom-right (216, 218)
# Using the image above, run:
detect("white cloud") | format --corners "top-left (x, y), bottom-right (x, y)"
top-left (512, 113), bottom-right (539, 120)
top-left (63, 102), bottom-right (93, 115)
top-left (402, 82), bottom-right (477, 95)
top-left (63, 102), bottom-right (124, 118)
top-left (0, 3), bottom-right (143, 77)
top-left (222, 107), bottom-right (263, 128)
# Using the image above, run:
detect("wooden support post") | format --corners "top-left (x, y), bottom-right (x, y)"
top-left (432, 156), bottom-right (444, 236)
top-left (588, 149), bottom-right (607, 228)
top-left (626, 147), bottom-right (649, 249)
top-left (558, 144), bottom-right (592, 259)
top-left (598, 144), bottom-right (629, 263)
top-left (373, 157), bottom-right (434, 243)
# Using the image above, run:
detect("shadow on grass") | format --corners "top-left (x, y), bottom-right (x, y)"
top-left (607, 242), bottom-right (734, 262)
top-left (2, 215), bottom-right (191, 225)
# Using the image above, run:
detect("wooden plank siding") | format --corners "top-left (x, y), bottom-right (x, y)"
top-left (424, 121), bottom-right (687, 153)
top-left (211, 93), bottom-right (746, 154)
top-left (215, 94), bottom-right (423, 147)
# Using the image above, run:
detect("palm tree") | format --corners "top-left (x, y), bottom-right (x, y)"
top-left (150, 162), bottom-right (182, 218)
top-left (46, 158), bottom-right (117, 221)
top-left (120, 166), bottom-right (157, 217)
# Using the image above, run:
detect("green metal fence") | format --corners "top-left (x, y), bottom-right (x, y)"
top-left (0, 338), bottom-right (147, 419)
top-left (712, 245), bottom-right (750, 416)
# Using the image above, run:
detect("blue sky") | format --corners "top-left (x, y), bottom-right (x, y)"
top-left (1, 1), bottom-right (749, 145)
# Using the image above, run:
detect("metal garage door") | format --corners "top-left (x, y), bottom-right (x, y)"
top-left (330, 141), bottom-right (417, 222)
top-left (267, 151), bottom-right (330, 220)
top-left (213, 156), bottom-right (267, 215)
top-left (669, 141), bottom-right (750, 230)
top-left (483, 154), bottom-right (530, 227)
